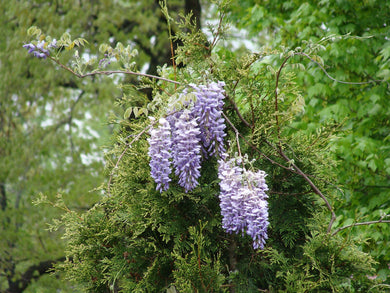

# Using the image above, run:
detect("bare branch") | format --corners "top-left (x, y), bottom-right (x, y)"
top-left (48, 56), bottom-right (181, 85)
top-left (332, 214), bottom-right (390, 236)
top-left (274, 55), bottom-right (292, 150)
top-left (296, 52), bottom-right (382, 85)
top-left (265, 139), bottom-right (336, 233)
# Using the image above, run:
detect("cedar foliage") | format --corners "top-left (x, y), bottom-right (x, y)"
top-left (28, 1), bottom-right (386, 292)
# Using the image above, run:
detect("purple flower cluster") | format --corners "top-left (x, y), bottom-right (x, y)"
top-left (148, 82), bottom-right (270, 248)
top-left (98, 53), bottom-right (111, 68)
top-left (172, 111), bottom-right (202, 192)
top-left (23, 39), bottom-right (57, 59)
top-left (218, 155), bottom-right (269, 249)
top-left (148, 118), bottom-right (172, 192)
top-left (148, 81), bottom-right (226, 193)
top-left (191, 81), bottom-right (226, 157)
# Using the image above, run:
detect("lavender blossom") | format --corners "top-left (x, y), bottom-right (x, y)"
top-left (218, 156), bottom-right (246, 233)
top-left (241, 170), bottom-right (269, 249)
top-left (148, 118), bottom-right (173, 192)
top-left (48, 39), bottom-right (57, 49)
top-left (218, 155), bottom-right (269, 249)
top-left (172, 110), bottom-right (202, 192)
top-left (23, 40), bottom-right (50, 59)
top-left (191, 81), bottom-right (226, 157)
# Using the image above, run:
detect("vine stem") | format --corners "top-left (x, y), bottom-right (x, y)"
top-left (161, 0), bottom-right (177, 88)
top-left (48, 55), bottom-right (181, 85)
top-left (271, 52), bottom-right (338, 232)
top-left (265, 139), bottom-right (336, 233)
top-left (222, 112), bottom-right (292, 171)
top-left (274, 54), bottom-right (292, 150)
top-left (332, 214), bottom-right (390, 236)
top-left (296, 52), bottom-right (382, 85)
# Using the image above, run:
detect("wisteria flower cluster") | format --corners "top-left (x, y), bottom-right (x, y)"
top-left (218, 155), bottom-right (269, 249)
top-left (148, 81), bottom-right (269, 249)
top-left (23, 39), bottom-right (57, 59)
top-left (172, 111), bottom-right (202, 192)
top-left (147, 118), bottom-right (172, 192)
top-left (190, 82), bottom-right (226, 157)
top-left (148, 81), bottom-right (226, 193)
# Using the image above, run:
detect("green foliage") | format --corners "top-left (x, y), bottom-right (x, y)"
top-left (229, 0), bottom-right (390, 282)
top-left (1, 0), bottom-right (198, 292)
top-left (172, 222), bottom-right (226, 292)
top-left (6, 0), bottom-right (390, 292)
top-left (32, 6), bottom-right (384, 291)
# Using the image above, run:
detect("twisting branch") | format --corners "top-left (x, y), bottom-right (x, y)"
top-left (48, 55), bottom-right (181, 85)
top-left (296, 52), bottom-right (383, 85)
top-left (265, 48), bottom-right (385, 233)
top-left (224, 93), bottom-right (252, 129)
top-left (332, 214), bottom-right (390, 236)
top-left (274, 55), bottom-right (292, 149)
top-left (265, 139), bottom-right (336, 233)
top-left (282, 149), bottom-right (336, 233)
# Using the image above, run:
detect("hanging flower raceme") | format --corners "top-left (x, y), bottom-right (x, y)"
top-left (191, 81), bottom-right (226, 158)
top-left (218, 155), bottom-right (269, 249)
top-left (147, 118), bottom-right (173, 192)
top-left (172, 110), bottom-right (202, 192)
top-left (148, 81), bottom-right (226, 193)
top-left (218, 156), bottom-right (246, 233)
top-left (241, 169), bottom-right (269, 249)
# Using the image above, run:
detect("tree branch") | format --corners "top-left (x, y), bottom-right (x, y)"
top-left (296, 52), bottom-right (383, 85)
top-left (0, 182), bottom-right (6, 211)
top-left (332, 215), bottom-right (390, 236)
top-left (48, 56), bottom-right (181, 85)
top-left (6, 257), bottom-right (66, 293)
top-left (265, 139), bottom-right (336, 233)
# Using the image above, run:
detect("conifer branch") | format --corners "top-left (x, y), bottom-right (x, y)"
top-left (332, 214), bottom-right (390, 236)
top-left (107, 124), bottom-right (153, 196)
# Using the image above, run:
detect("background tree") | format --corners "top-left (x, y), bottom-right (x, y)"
top-left (228, 0), bottom-right (390, 281)
top-left (0, 1), bottom-right (201, 292)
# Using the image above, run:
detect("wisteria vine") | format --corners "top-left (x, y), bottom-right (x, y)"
top-left (148, 81), bottom-right (269, 249)
top-left (23, 37), bottom-right (270, 249)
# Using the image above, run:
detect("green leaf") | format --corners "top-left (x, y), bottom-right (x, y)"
top-left (367, 159), bottom-right (377, 172)
top-left (124, 107), bottom-right (132, 119)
